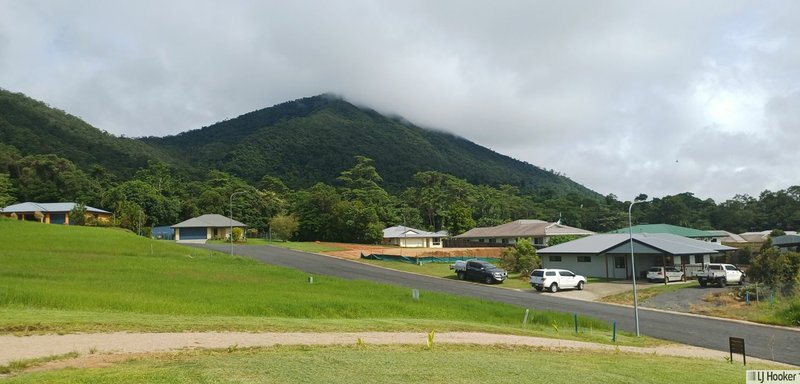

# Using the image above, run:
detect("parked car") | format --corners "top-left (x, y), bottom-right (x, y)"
top-left (530, 269), bottom-right (587, 293)
top-left (453, 260), bottom-right (507, 284)
top-left (646, 266), bottom-right (684, 282)
top-left (696, 263), bottom-right (746, 287)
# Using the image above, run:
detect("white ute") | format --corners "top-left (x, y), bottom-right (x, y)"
top-left (530, 269), bottom-right (587, 293)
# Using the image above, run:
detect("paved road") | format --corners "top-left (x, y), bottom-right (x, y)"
top-left (193, 244), bottom-right (800, 365)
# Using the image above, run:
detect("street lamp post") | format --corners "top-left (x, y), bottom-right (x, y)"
top-left (230, 190), bottom-right (246, 256)
top-left (628, 199), bottom-right (645, 337)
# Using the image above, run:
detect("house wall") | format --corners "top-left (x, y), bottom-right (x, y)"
top-left (384, 237), bottom-right (443, 248)
top-left (542, 253), bottom-right (678, 279)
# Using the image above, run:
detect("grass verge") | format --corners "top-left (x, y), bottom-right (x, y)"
top-left (1, 345), bottom-right (778, 383)
top-left (600, 281), bottom-right (691, 305)
top-left (359, 259), bottom-right (533, 289)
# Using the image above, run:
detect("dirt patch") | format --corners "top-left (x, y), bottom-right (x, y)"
top-left (320, 242), bottom-right (503, 260)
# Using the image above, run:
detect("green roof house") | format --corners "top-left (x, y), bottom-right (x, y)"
top-left (608, 224), bottom-right (723, 242)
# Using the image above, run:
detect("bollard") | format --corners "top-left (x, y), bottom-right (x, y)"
top-left (745, 291), bottom-right (750, 305)
top-left (612, 321), bottom-right (616, 342)
top-left (412, 289), bottom-right (420, 300)
top-left (523, 309), bottom-right (529, 326)
top-left (574, 313), bottom-right (578, 333)
top-left (770, 292), bottom-right (774, 307)
top-left (308, 276), bottom-right (314, 284)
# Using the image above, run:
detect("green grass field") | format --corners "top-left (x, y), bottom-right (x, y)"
top-left (207, 238), bottom-right (348, 252)
top-left (2, 219), bottom-right (788, 381)
top-left (0, 219), bottom-right (641, 345)
top-left (2, 345), bottom-right (769, 383)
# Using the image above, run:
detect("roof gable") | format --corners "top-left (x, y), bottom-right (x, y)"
top-left (539, 233), bottom-right (735, 255)
top-left (171, 214), bottom-right (246, 228)
top-left (1, 202), bottom-right (110, 214)
top-left (455, 219), bottom-right (593, 238)
top-left (382, 226), bottom-right (442, 239)
top-left (608, 223), bottom-right (718, 238)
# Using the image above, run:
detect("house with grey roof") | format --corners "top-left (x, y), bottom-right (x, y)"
top-left (772, 234), bottom-right (800, 252)
top-left (171, 214), bottom-right (246, 243)
top-left (1, 202), bottom-right (111, 225)
top-left (382, 226), bottom-right (446, 248)
top-left (538, 233), bottom-right (736, 279)
top-left (739, 230), bottom-right (798, 244)
top-left (453, 219), bottom-right (594, 248)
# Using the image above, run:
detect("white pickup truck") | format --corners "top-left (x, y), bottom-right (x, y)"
top-left (696, 263), bottom-right (746, 288)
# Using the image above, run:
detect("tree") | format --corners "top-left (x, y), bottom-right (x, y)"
top-left (115, 200), bottom-right (146, 234)
top-left (269, 214), bottom-right (299, 241)
top-left (0, 173), bottom-right (14, 207)
top-left (499, 238), bottom-right (540, 277)
top-left (748, 247), bottom-right (800, 295)
top-left (69, 203), bottom-right (87, 226)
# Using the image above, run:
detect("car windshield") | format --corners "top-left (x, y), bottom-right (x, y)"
top-left (648, 267), bottom-right (660, 272)
top-left (531, 270), bottom-right (544, 277)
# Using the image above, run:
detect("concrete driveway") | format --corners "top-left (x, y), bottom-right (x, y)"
top-left (528, 280), bottom-right (692, 301)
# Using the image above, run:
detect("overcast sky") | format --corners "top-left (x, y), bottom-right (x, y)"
top-left (1, 1), bottom-right (798, 202)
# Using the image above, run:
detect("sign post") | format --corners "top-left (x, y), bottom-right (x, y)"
top-left (729, 337), bottom-right (746, 365)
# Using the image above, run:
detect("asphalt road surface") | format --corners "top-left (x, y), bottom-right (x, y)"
top-left (193, 243), bottom-right (800, 365)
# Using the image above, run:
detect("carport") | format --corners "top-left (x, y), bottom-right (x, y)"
top-left (538, 233), bottom-right (736, 280)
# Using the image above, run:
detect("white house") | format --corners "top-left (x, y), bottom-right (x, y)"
top-left (171, 214), bottom-right (246, 243)
top-left (382, 226), bottom-right (446, 248)
top-left (538, 233), bottom-right (736, 279)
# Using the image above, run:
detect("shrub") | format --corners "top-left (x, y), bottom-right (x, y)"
top-left (232, 227), bottom-right (245, 242)
top-left (500, 238), bottom-right (540, 277)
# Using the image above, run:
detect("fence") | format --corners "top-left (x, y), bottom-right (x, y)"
top-left (443, 239), bottom-right (511, 248)
top-left (361, 253), bottom-right (499, 265)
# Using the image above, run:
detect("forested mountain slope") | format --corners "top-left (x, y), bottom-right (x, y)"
top-left (142, 94), bottom-right (599, 196)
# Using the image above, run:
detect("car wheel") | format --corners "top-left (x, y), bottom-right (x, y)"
top-left (534, 287), bottom-right (543, 292)
top-left (549, 283), bottom-right (559, 293)
top-left (699, 281), bottom-right (707, 288)
top-left (576, 281), bottom-right (585, 291)
top-left (457, 272), bottom-right (465, 280)
top-left (485, 276), bottom-right (493, 284)
top-left (646, 278), bottom-right (653, 283)
top-left (719, 279), bottom-right (726, 288)
top-left (738, 277), bottom-right (745, 285)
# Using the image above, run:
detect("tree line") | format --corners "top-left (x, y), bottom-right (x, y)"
top-left (1, 152), bottom-right (799, 240)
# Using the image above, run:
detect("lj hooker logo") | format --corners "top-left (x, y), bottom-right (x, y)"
top-left (747, 371), bottom-right (800, 383)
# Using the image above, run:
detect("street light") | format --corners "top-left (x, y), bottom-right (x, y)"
top-left (230, 190), bottom-right (246, 256)
top-left (628, 198), bottom-right (646, 337)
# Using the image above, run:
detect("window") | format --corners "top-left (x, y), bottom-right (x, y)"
top-left (534, 237), bottom-right (544, 245)
top-left (502, 238), bottom-right (509, 244)
top-left (549, 255), bottom-right (562, 262)
top-left (488, 238), bottom-right (496, 243)
top-left (560, 271), bottom-right (575, 277)
top-left (432, 238), bottom-right (440, 246)
top-left (577, 256), bottom-right (591, 262)
top-left (614, 256), bottom-right (626, 269)
top-left (546, 271), bottom-right (556, 276)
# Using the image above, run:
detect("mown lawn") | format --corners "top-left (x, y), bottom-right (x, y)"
top-left (207, 238), bottom-right (347, 252)
top-left (359, 260), bottom-right (533, 289)
top-left (0, 219), bottom-right (644, 346)
top-left (2, 344), bottom-right (774, 383)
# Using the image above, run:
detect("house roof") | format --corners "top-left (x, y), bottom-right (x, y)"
top-left (538, 233), bottom-right (736, 255)
top-left (607, 224), bottom-right (719, 238)
top-left (1, 202), bottom-right (110, 214)
top-left (383, 226), bottom-right (444, 239)
top-left (171, 214), bottom-right (246, 228)
top-left (739, 230), bottom-right (798, 243)
top-left (707, 230), bottom-right (747, 243)
top-left (454, 219), bottom-right (594, 239)
top-left (772, 234), bottom-right (800, 247)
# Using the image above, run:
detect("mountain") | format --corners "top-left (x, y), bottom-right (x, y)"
top-left (142, 94), bottom-right (599, 196)
top-left (0, 89), bottom-right (599, 197)
top-left (0, 89), bottom-right (182, 179)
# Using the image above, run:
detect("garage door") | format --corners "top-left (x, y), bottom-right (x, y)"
top-left (180, 227), bottom-right (207, 240)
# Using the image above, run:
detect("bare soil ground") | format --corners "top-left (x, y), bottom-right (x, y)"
top-left (5, 331), bottom-right (779, 373)
top-left (321, 243), bottom-right (504, 260)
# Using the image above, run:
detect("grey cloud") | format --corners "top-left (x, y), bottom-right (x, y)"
top-left (0, 0), bottom-right (797, 202)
